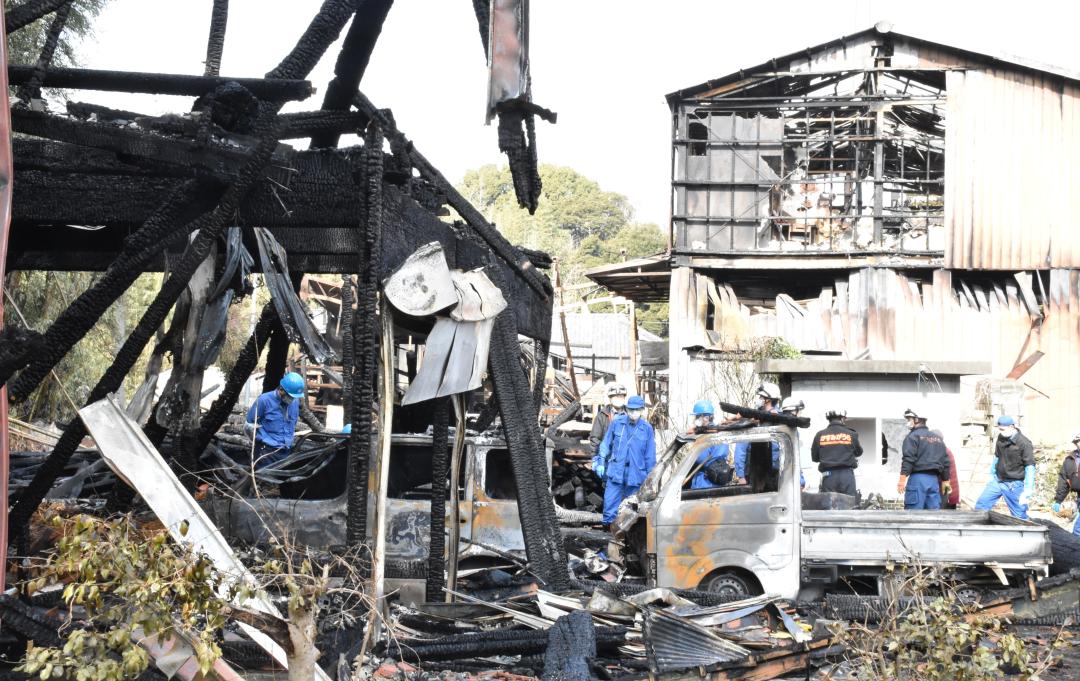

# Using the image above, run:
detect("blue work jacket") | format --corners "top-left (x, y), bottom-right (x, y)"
top-left (691, 443), bottom-right (731, 489)
top-left (598, 414), bottom-right (656, 486)
top-left (246, 390), bottom-right (299, 449)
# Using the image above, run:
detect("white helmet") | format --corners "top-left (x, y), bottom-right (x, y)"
top-left (606, 383), bottom-right (627, 397)
top-left (781, 397), bottom-right (804, 413)
top-left (825, 408), bottom-right (847, 420)
top-left (1073, 431), bottom-right (1080, 445)
top-left (756, 382), bottom-right (781, 401)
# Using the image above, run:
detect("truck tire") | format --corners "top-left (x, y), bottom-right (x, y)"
top-left (702, 570), bottom-right (762, 599)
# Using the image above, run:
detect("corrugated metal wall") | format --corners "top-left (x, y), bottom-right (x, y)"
top-left (945, 69), bottom-right (1080, 269)
top-left (670, 268), bottom-right (1080, 441)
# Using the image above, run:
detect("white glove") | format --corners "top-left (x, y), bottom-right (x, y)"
top-left (1018, 489), bottom-right (1032, 506)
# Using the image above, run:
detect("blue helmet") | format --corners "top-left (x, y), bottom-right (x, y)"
top-left (997, 415), bottom-right (1016, 426)
top-left (627, 395), bottom-right (646, 410)
top-left (692, 399), bottom-right (715, 417)
top-left (279, 371), bottom-right (305, 399)
top-left (341, 423), bottom-right (352, 434)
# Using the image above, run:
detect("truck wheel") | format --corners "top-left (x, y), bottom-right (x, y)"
top-left (702, 571), bottom-right (761, 599)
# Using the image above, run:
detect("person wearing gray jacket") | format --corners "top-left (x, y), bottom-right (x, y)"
top-left (589, 383), bottom-right (627, 453)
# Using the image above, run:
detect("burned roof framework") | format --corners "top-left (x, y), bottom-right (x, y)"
top-left (0, 0), bottom-right (569, 589)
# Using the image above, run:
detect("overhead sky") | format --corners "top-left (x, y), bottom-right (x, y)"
top-left (69, 0), bottom-right (1079, 230)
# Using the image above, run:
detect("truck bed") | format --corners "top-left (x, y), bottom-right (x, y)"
top-left (801, 510), bottom-right (1052, 569)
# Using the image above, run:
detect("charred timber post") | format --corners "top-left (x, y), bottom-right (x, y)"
top-left (6, 65), bottom-right (313, 100)
top-left (340, 275), bottom-right (356, 423)
top-left (203, 0), bottom-right (229, 78)
top-left (488, 308), bottom-right (569, 590)
top-left (7, 116), bottom-right (286, 538)
top-left (4, 0), bottom-right (68, 33)
top-left (426, 398), bottom-right (450, 602)
top-left (345, 121), bottom-right (384, 547)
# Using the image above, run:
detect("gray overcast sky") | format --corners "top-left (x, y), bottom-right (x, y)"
top-left (71, 0), bottom-right (1080, 229)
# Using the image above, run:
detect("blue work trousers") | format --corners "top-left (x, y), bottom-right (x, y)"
top-left (253, 440), bottom-right (290, 470)
top-left (1072, 514), bottom-right (1080, 537)
top-left (603, 480), bottom-right (640, 524)
top-left (975, 478), bottom-right (1028, 519)
top-left (904, 472), bottom-right (942, 510)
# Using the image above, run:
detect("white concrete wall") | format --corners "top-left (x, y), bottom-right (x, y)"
top-left (790, 375), bottom-right (962, 499)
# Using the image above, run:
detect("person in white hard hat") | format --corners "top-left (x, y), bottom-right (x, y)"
top-left (590, 383), bottom-right (627, 455)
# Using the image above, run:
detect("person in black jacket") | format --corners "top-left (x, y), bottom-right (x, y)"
top-left (897, 408), bottom-right (951, 509)
top-left (811, 408), bottom-right (863, 496)
top-left (974, 415), bottom-right (1036, 519)
top-left (1052, 432), bottom-right (1080, 534)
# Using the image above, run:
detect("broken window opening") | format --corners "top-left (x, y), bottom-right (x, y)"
top-left (483, 448), bottom-right (517, 500)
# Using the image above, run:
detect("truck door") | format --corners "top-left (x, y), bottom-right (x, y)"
top-left (653, 431), bottom-right (801, 599)
top-left (462, 445), bottom-right (527, 555)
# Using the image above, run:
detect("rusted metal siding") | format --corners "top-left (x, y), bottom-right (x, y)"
top-left (945, 69), bottom-right (1080, 270)
top-left (669, 267), bottom-right (1080, 441)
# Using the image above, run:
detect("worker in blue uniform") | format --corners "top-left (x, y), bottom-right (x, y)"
top-left (897, 408), bottom-right (951, 509)
top-left (596, 395), bottom-right (656, 525)
top-left (687, 399), bottom-right (732, 489)
top-left (975, 415), bottom-right (1036, 519)
top-left (245, 371), bottom-right (305, 469)
top-left (734, 383), bottom-right (781, 484)
top-left (1052, 432), bottom-right (1080, 535)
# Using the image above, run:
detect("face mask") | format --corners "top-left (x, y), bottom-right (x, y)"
top-left (610, 397), bottom-right (626, 409)
top-left (754, 397), bottom-right (766, 409)
top-left (627, 409), bottom-right (644, 422)
top-left (280, 392), bottom-right (295, 406)
top-left (999, 426), bottom-right (1017, 439)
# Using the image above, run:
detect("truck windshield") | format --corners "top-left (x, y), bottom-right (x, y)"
top-left (682, 439), bottom-right (780, 500)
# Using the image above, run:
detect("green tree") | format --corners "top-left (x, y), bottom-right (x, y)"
top-left (458, 164), bottom-right (670, 336)
top-left (5, 0), bottom-right (108, 66)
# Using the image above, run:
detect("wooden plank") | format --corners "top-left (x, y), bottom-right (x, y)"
top-left (1006, 351), bottom-right (1045, 380)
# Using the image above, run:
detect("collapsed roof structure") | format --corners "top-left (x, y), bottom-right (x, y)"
top-left (0, 0), bottom-right (569, 592)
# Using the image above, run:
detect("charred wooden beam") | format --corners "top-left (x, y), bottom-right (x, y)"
top-left (7, 64), bottom-right (313, 100)
top-left (11, 108), bottom-right (299, 184)
top-left (309, 0), bottom-right (394, 148)
top-left (352, 92), bottom-right (552, 300)
top-left (266, 0), bottom-right (361, 81)
top-left (5, 0), bottom-right (68, 33)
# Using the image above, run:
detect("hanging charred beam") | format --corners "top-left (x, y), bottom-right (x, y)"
top-left (5, 0), bottom-right (68, 33)
top-left (261, 271), bottom-right (305, 394)
top-left (8, 114), bottom-right (286, 537)
top-left (6, 64), bottom-right (313, 100)
top-left (345, 122), bottom-right (383, 547)
top-left (309, 0), bottom-right (394, 148)
top-left (193, 303), bottom-right (277, 457)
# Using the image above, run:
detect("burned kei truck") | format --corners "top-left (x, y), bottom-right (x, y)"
top-left (613, 406), bottom-right (1052, 601)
